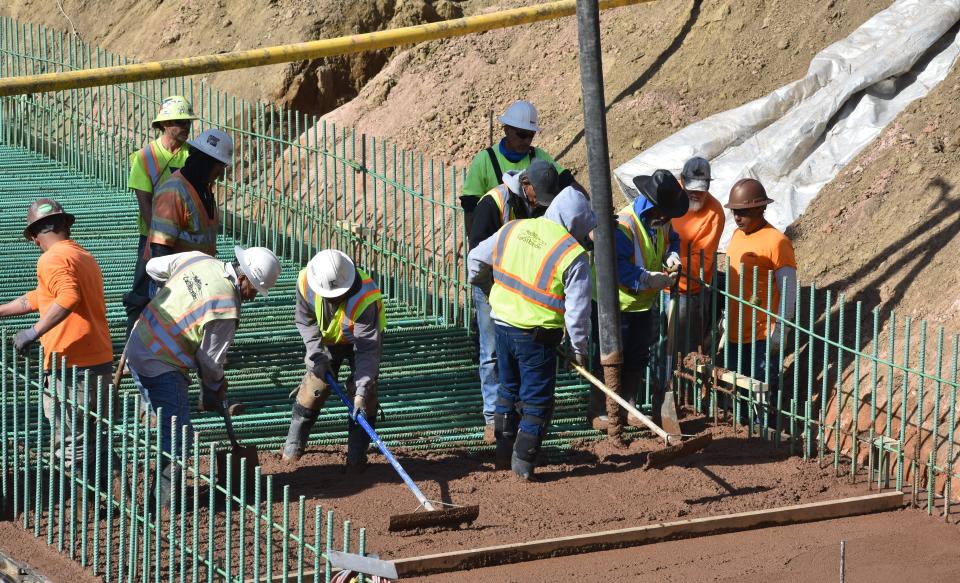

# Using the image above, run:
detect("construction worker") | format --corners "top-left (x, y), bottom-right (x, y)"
top-left (148, 127), bottom-right (233, 261)
top-left (460, 100), bottom-right (579, 238)
top-left (125, 246), bottom-right (280, 505)
top-left (123, 96), bottom-right (196, 335)
top-left (468, 187), bottom-right (596, 480)
top-left (0, 199), bottom-right (114, 481)
top-left (673, 156), bottom-right (725, 355)
top-left (592, 170), bottom-right (688, 440)
top-left (724, 178), bottom-right (797, 427)
top-left (469, 159), bottom-right (561, 444)
top-left (281, 250), bottom-right (386, 471)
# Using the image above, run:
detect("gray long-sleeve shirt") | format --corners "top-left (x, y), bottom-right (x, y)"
top-left (125, 253), bottom-right (237, 391)
top-left (295, 286), bottom-right (383, 398)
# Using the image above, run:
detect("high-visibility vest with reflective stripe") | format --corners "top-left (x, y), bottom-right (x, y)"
top-left (151, 172), bottom-right (218, 255)
top-left (134, 253), bottom-right (240, 370)
top-left (297, 267), bottom-right (387, 345)
top-left (489, 218), bottom-right (586, 329)
top-left (479, 184), bottom-right (516, 226)
top-left (616, 204), bottom-right (668, 312)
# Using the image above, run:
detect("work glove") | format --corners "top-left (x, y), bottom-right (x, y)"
top-left (665, 252), bottom-right (682, 271)
top-left (13, 327), bottom-right (39, 357)
top-left (352, 394), bottom-right (366, 420)
top-left (200, 378), bottom-right (231, 414)
top-left (310, 358), bottom-right (330, 382)
top-left (647, 271), bottom-right (677, 290)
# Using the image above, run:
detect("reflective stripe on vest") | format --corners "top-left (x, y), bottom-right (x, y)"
top-left (135, 254), bottom-right (240, 370)
top-left (489, 218), bottom-right (585, 329)
top-left (616, 204), bottom-right (667, 312)
top-left (153, 173), bottom-right (218, 255)
top-left (480, 184), bottom-right (514, 226)
top-left (139, 142), bottom-right (163, 188)
top-left (297, 267), bottom-right (387, 345)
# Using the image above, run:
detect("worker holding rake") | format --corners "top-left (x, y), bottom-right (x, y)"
top-left (281, 250), bottom-right (386, 472)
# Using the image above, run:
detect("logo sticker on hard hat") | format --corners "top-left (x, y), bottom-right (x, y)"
top-left (37, 204), bottom-right (53, 215)
top-left (206, 135), bottom-right (220, 147)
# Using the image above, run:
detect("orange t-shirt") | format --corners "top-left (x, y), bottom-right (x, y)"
top-left (725, 223), bottom-right (797, 344)
top-left (27, 240), bottom-right (113, 370)
top-left (672, 192), bottom-right (724, 294)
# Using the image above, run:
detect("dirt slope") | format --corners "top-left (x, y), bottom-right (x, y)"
top-left (0, 0), bottom-right (472, 115)
top-left (322, 0), bottom-right (890, 183)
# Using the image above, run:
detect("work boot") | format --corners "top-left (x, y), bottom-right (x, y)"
top-left (493, 412), bottom-right (518, 470)
top-left (511, 430), bottom-right (542, 481)
top-left (148, 461), bottom-right (174, 511)
top-left (345, 418), bottom-right (372, 472)
top-left (588, 386), bottom-right (608, 430)
top-left (483, 423), bottom-right (496, 445)
top-left (281, 404), bottom-right (319, 463)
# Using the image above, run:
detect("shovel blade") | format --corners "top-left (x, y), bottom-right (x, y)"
top-left (216, 445), bottom-right (260, 507)
top-left (388, 505), bottom-right (480, 532)
top-left (660, 387), bottom-right (682, 436)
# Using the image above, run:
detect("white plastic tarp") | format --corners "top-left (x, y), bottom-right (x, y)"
top-left (613, 0), bottom-right (960, 250)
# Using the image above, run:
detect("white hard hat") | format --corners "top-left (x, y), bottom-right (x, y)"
top-left (306, 249), bottom-right (356, 298)
top-left (188, 128), bottom-right (234, 165)
top-left (234, 246), bottom-right (281, 297)
top-left (497, 100), bottom-right (541, 133)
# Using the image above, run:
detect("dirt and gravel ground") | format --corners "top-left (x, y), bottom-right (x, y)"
top-left (0, 520), bottom-right (101, 582)
top-left (260, 422), bottom-right (869, 559)
top-left (411, 508), bottom-right (960, 582)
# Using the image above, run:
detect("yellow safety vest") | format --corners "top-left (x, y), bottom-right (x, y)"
top-left (151, 172), bottom-right (219, 256)
top-left (479, 184), bottom-right (516, 226)
top-left (616, 204), bottom-right (668, 313)
top-left (134, 253), bottom-right (240, 370)
top-left (489, 218), bottom-right (586, 329)
top-left (297, 267), bottom-right (387, 345)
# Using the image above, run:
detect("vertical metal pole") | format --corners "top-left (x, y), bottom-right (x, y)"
top-left (576, 0), bottom-right (622, 436)
top-left (839, 540), bottom-right (846, 583)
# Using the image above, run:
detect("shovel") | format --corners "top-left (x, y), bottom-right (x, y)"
top-left (325, 373), bottom-right (479, 532)
top-left (563, 353), bottom-right (712, 469)
top-left (215, 399), bottom-right (260, 507)
top-left (660, 269), bottom-right (683, 436)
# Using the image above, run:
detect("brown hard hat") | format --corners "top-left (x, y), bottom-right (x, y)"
top-left (23, 198), bottom-right (75, 240)
top-left (725, 178), bottom-right (774, 210)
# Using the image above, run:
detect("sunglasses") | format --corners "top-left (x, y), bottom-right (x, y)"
top-left (169, 119), bottom-right (192, 128)
top-left (509, 127), bottom-right (535, 140)
top-left (731, 208), bottom-right (753, 216)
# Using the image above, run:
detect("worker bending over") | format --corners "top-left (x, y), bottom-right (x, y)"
top-left (469, 187), bottom-right (596, 480)
top-left (0, 199), bottom-right (114, 483)
top-left (469, 159), bottom-right (561, 444)
top-left (282, 250), bottom-right (386, 472)
top-left (593, 170), bottom-right (688, 441)
top-left (724, 178), bottom-right (797, 427)
top-left (125, 246), bottom-right (280, 505)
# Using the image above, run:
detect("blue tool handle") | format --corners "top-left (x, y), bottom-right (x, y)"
top-left (325, 373), bottom-right (435, 511)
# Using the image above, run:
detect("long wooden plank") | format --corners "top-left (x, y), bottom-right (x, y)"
top-left (392, 491), bottom-right (904, 577)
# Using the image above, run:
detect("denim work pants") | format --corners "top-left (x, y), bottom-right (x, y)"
top-left (725, 340), bottom-right (780, 427)
top-left (473, 286), bottom-right (499, 425)
top-left (494, 324), bottom-right (557, 437)
top-left (130, 368), bottom-right (194, 457)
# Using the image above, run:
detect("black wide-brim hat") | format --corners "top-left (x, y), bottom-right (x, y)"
top-left (632, 169), bottom-right (689, 219)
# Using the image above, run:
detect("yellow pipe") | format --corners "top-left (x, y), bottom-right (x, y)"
top-left (0, 0), bottom-right (654, 97)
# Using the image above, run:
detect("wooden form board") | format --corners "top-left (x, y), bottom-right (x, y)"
top-left (392, 491), bottom-right (904, 577)
top-left (252, 491), bottom-right (904, 581)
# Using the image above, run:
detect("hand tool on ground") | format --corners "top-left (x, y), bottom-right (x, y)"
top-left (215, 398), bottom-right (259, 507)
top-left (112, 346), bottom-right (128, 390)
top-left (325, 373), bottom-right (479, 532)
top-left (660, 263), bottom-right (683, 436)
top-left (561, 351), bottom-right (712, 469)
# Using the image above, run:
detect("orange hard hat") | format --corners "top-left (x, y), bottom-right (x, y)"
top-left (23, 198), bottom-right (75, 239)
top-left (725, 178), bottom-right (774, 210)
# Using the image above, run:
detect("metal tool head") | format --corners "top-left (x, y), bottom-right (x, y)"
top-left (388, 504), bottom-right (480, 532)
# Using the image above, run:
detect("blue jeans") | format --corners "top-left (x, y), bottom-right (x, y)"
top-left (494, 324), bottom-right (557, 436)
top-left (725, 340), bottom-right (779, 427)
top-left (130, 368), bottom-right (194, 457)
top-left (473, 286), bottom-right (499, 424)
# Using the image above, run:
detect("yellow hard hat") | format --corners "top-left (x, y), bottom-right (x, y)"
top-left (151, 95), bottom-right (198, 128)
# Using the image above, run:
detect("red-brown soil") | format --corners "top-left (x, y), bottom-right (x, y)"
top-left (0, 520), bottom-right (102, 583)
top-left (412, 508), bottom-right (960, 582)
top-left (260, 422), bottom-right (869, 560)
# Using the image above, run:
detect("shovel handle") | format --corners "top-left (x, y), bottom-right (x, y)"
top-left (559, 349), bottom-right (673, 443)
top-left (324, 373), bottom-right (436, 512)
top-left (220, 399), bottom-right (241, 449)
